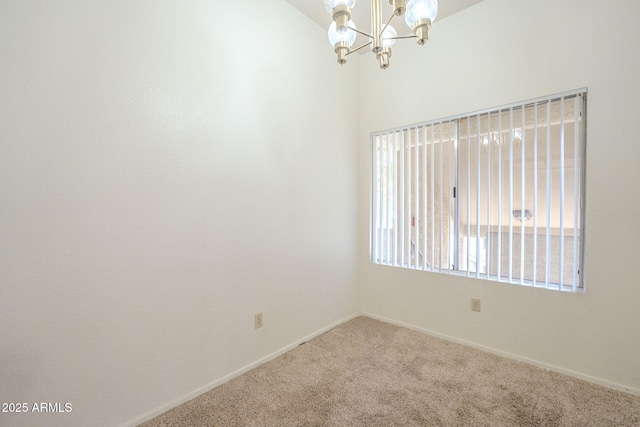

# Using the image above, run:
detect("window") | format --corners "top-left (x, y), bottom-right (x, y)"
top-left (371, 89), bottom-right (587, 291)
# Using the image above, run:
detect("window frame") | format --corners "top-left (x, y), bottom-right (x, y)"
top-left (370, 89), bottom-right (587, 292)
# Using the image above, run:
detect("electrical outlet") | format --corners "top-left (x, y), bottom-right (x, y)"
top-left (471, 298), bottom-right (481, 312)
top-left (254, 313), bottom-right (263, 329)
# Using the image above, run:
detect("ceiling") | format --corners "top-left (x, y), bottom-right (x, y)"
top-left (283, 0), bottom-right (485, 53)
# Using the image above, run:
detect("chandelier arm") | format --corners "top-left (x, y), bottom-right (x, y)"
top-left (346, 41), bottom-right (373, 55)
top-left (379, 12), bottom-right (396, 37)
top-left (348, 25), bottom-right (374, 39)
top-left (387, 34), bottom-right (418, 40)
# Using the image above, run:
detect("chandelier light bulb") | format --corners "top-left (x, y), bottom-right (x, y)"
top-left (328, 20), bottom-right (357, 65)
top-left (404, 0), bottom-right (438, 27)
top-left (328, 20), bottom-right (357, 47)
top-left (323, 0), bottom-right (356, 15)
top-left (405, 0), bottom-right (437, 45)
top-left (381, 25), bottom-right (398, 48)
top-left (325, 0), bottom-right (356, 34)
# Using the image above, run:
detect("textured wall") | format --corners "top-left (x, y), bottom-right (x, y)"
top-left (360, 0), bottom-right (640, 394)
top-left (0, 1), bottom-right (360, 426)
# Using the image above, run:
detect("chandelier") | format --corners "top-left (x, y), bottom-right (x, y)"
top-left (325, 0), bottom-right (438, 69)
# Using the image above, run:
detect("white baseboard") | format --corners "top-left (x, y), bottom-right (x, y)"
top-left (362, 312), bottom-right (640, 397)
top-left (123, 312), bottom-right (361, 427)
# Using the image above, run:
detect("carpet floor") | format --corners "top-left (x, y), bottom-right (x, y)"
top-left (140, 316), bottom-right (640, 426)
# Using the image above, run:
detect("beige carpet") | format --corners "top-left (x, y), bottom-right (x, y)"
top-left (140, 316), bottom-right (640, 426)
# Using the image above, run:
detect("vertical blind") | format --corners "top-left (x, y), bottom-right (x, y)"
top-left (371, 89), bottom-right (587, 291)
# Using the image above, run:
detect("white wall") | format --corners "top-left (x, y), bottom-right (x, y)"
top-left (359, 0), bottom-right (640, 394)
top-left (0, 1), bottom-right (360, 426)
